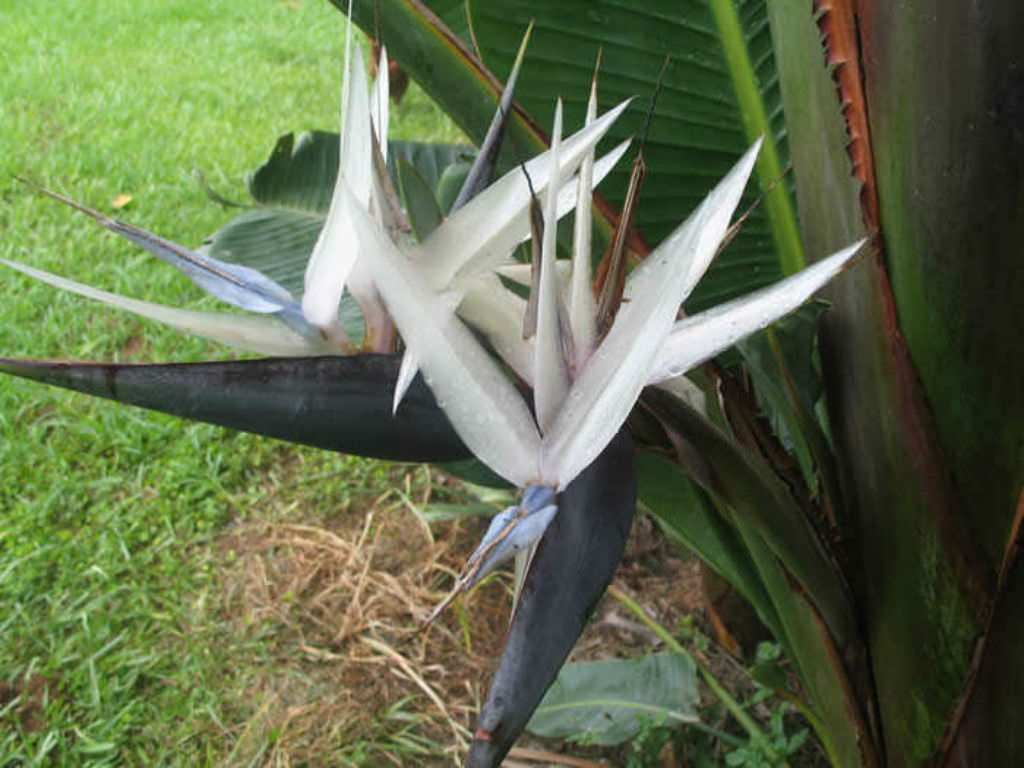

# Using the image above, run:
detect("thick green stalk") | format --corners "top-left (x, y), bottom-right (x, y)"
top-left (708, 0), bottom-right (804, 275)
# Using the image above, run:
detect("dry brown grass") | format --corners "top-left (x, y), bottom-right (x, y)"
top-left (212, 469), bottom-right (517, 765)
top-left (208, 468), bottom-right (712, 766)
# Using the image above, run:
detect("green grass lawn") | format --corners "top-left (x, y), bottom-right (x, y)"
top-left (0, 1), bottom-right (465, 763)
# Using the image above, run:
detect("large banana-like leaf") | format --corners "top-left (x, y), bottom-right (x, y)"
top-left (639, 386), bottom-right (876, 767)
top-left (467, 0), bottom-right (793, 310)
top-left (638, 387), bottom-right (852, 648)
top-left (466, 426), bottom-right (636, 766)
top-left (635, 451), bottom-right (783, 644)
top-left (767, 1), bottom-right (1024, 762)
top-left (202, 131), bottom-right (471, 297)
top-left (0, 355), bottom-right (470, 462)
top-left (342, 0), bottom-right (797, 312)
top-left (855, 4), bottom-right (1024, 561)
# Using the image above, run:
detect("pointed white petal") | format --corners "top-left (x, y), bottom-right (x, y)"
top-left (537, 139), bottom-right (630, 249)
top-left (420, 98), bottom-right (633, 289)
top-left (673, 137), bottom-right (764, 303)
top-left (541, 141), bottom-right (762, 488)
top-left (342, 183), bottom-right (541, 487)
top-left (654, 375), bottom-right (708, 414)
top-left (391, 286), bottom-right (466, 412)
top-left (1, 260), bottom-right (337, 356)
top-left (569, 73), bottom-right (600, 370)
top-left (463, 137), bottom-right (627, 264)
top-left (392, 348), bottom-right (419, 414)
top-left (457, 274), bottom-right (535, 385)
top-left (648, 240), bottom-right (865, 383)
top-left (495, 261), bottom-right (571, 288)
top-left (372, 44), bottom-right (390, 165)
top-left (436, 140), bottom-right (629, 295)
top-left (534, 101), bottom-right (570, 433)
top-left (302, 46), bottom-right (373, 332)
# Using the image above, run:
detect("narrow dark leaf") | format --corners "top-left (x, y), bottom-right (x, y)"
top-left (0, 355), bottom-right (470, 463)
top-left (466, 426), bottom-right (636, 767)
top-left (449, 22), bottom-right (531, 214)
top-left (639, 386), bottom-right (853, 648)
top-left (736, 301), bottom-right (842, 521)
top-left (635, 452), bottom-right (783, 643)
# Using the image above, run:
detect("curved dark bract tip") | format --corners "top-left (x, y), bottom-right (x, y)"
top-left (0, 354), bottom-right (471, 463)
top-left (466, 426), bottom-right (636, 768)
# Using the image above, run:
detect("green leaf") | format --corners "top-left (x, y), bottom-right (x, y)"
top-left (735, 301), bottom-right (840, 505)
top-left (436, 161), bottom-right (472, 214)
top-left (439, 458), bottom-right (511, 489)
top-left (635, 452), bottom-right (782, 642)
top-left (767, 3), bottom-right (994, 761)
top-left (739, 301), bottom-right (826, 417)
top-left (640, 386), bottom-right (854, 649)
top-left (463, 0), bottom-right (790, 311)
top-left (849, 2), bottom-right (1024, 572)
top-left (202, 132), bottom-right (472, 298)
top-left (526, 654), bottom-right (699, 746)
top-left (389, 139), bottom-right (474, 194)
top-left (397, 157), bottom-right (444, 240)
top-left (726, 519), bottom-right (857, 767)
top-left (247, 131), bottom-right (338, 215)
top-left (748, 659), bottom-right (788, 693)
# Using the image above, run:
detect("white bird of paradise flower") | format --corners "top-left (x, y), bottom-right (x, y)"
top-left (332, 72), bottom-right (864, 608)
top-left (4, 32), bottom-right (864, 617)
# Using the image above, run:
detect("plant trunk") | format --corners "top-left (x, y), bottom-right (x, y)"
top-left (767, 1), bottom-right (1024, 764)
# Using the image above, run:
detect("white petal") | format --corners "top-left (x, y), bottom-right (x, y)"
top-left (495, 260), bottom-right (571, 288)
top-left (673, 137), bottom-right (765, 304)
top-left (1, 260), bottom-right (337, 357)
top-left (541, 140), bottom-right (762, 488)
top-left (301, 45), bottom-right (373, 332)
top-left (654, 375), bottom-right (708, 415)
top-left (569, 72), bottom-right (600, 371)
top-left (526, 139), bottom-right (631, 250)
top-left (392, 348), bottom-right (419, 414)
top-left (457, 274), bottom-right (534, 385)
top-left (438, 141), bottom-right (629, 298)
top-left (648, 240), bottom-right (865, 383)
top-left (533, 100), bottom-right (570, 433)
top-left (342, 183), bottom-right (541, 487)
top-left (420, 99), bottom-right (633, 289)
top-left (372, 44), bottom-right (390, 165)
top-left (475, 138), bottom-right (629, 259)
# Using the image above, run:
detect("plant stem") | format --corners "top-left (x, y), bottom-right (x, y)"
top-left (775, 687), bottom-right (840, 767)
top-left (607, 584), bottom-right (786, 765)
top-left (708, 0), bottom-right (805, 276)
